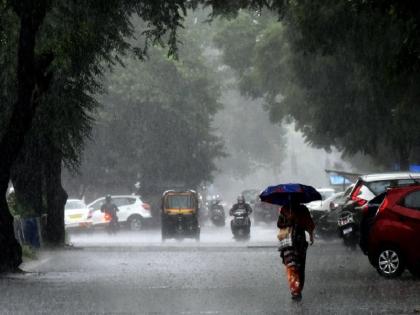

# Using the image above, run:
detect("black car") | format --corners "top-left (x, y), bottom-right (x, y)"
top-left (358, 192), bottom-right (386, 254)
top-left (253, 201), bottom-right (278, 224)
top-left (310, 187), bottom-right (353, 239)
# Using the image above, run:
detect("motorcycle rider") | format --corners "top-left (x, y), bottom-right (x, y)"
top-left (101, 195), bottom-right (119, 232)
top-left (230, 195), bottom-right (252, 236)
top-left (229, 195), bottom-right (252, 216)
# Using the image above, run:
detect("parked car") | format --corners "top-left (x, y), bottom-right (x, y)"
top-left (64, 199), bottom-right (92, 230)
top-left (313, 190), bottom-right (352, 239)
top-left (346, 172), bottom-right (420, 208)
top-left (308, 185), bottom-right (353, 227)
top-left (338, 173), bottom-right (420, 245)
top-left (308, 192), bottom-right (344, 222)
top-left (305, 188), bottom-right (336, 213)
top-left (367, 185), bottom-right (420, 278)
top-left (88, 195), bottom-right (152, 231)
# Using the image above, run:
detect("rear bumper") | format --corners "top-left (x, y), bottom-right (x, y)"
top-left (92, 216), bottom-right (153, 228)
top-left (65, 221), bottom-right (92, 230)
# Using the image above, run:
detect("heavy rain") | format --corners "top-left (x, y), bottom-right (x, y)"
top-left (0, 1), bottom-right (419, 314)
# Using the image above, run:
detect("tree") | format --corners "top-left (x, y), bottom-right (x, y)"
top-left (214, 7), bottom-right (420, 171)
top-left (64, 23), bottom-right (224, 203)
top-left (0, 0), bottom-right (287, 272)
top-left (0, 0), bottom-right (207, 272)
top-left (0, 0), bottom-right (52, 272)
top-left (279, 1), bottom-right (420, 170)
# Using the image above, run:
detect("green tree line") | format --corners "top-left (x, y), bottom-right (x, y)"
top-left (214, 3), bottom-right (420, 171)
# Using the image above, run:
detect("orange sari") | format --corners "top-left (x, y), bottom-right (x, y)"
top-left (277, 204), bottom-right (314, 297)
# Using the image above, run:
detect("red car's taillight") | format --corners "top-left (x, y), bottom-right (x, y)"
top-left (351, 184), bottom-right (367, 206)
top-left (355, 198), bottom-right (367, 206)
top-left (143, 203), bottom-right (151, 211)
top-left (350, 184), bottom-right (361, 199)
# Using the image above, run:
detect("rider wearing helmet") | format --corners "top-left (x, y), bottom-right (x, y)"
top-left (101, 195), bottom-right (119, 230)
top-left (229, 195), bottom-right (252, 216)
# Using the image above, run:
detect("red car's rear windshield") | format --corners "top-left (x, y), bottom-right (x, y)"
top-left (355, 179), bottom-right (419, 197)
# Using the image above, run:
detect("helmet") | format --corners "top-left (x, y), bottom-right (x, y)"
top-left (105, 194), bottom-right (112, 202)
top-left (237, 195), bottom-right (245, 203)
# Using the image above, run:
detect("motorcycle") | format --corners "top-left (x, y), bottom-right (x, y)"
top-left (209, 200), bottom-right (225, 227)
top-left (337, 210), bottom-right (358, 249)
top-left (230, 208), bottom-right (251, 240)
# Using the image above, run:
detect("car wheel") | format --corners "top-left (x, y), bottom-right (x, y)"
top-left (128, 215), bottom-right (143, 231)
top-left (376, 247), bottom-right (405, 278)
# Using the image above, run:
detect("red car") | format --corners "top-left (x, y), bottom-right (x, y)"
top-left (367, 185), bottom-right (420, 278)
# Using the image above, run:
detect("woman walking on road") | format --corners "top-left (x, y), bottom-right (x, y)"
top-left (277, 200), bottom-right (315, 300)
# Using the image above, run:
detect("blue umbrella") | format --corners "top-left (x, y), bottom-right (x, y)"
top-left (259, 183), bottom-right (322, 206)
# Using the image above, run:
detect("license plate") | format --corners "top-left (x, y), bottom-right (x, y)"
top-left (69, 214), bottom-right (82, 219)
top-left (343, 227), bottom-right (353, 235)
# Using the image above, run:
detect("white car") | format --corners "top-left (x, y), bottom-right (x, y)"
top-left (306, 188), bottom-right (336, 210)
top-left (64, 199), bottom-right (92, 230)
top-left (348, 172), bottom-right (420, 206)
top-left (88, 195), bottom-right (152, 231)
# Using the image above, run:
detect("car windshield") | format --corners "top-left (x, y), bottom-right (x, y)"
top-left (65, 200), bottom-right (85, 210)
top-left (166, 195), bottom-right (194, 208)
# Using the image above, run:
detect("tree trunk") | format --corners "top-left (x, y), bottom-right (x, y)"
top-left (0, 0), bottom-right (51, 272)
top-left (11, 137), bottom-right (44, 217)
top-left (44, 145), bottom-right (67, 246)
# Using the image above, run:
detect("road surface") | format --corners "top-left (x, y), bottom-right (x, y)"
top-left (1, 225), bottom-right (419, 314)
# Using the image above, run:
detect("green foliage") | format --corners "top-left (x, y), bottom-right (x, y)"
top-left (64, 23), bottom-right (225, 195)
top-left (280, 1), bottom-right (420, 169)
top-left (214, 6), bottom-right (420, 170)
top-left (0, 3), bottom-right (18, 135)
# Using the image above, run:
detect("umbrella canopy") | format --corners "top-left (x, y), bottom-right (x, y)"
top-left (259, 183), bottom-right (322, 206)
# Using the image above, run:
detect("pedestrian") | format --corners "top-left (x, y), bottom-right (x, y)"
top-left (277, 198), bottom-right (315, 300)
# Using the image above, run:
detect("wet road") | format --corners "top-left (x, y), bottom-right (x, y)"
top-left (1, 225), bottom-right (419, 314)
